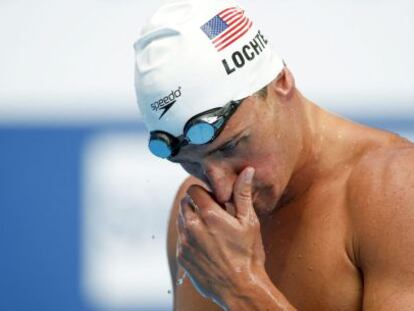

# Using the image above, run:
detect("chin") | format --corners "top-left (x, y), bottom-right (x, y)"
top-left (253, 196), bottom-right (277, 217)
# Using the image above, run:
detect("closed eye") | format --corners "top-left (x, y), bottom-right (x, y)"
top-left (217, 139), bottom-right (241, 156)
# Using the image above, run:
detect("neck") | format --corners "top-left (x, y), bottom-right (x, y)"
top-left (276, 95), bottom-right (344, 209)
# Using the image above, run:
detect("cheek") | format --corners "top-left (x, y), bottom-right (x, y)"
top-left (245, 147), bottom-right (282, 178)
top-left (247, 139), bottom-right (290, 180)
top-left (247, 153), bottom-right (289, 205)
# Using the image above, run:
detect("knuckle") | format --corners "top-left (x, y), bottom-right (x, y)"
top-left (249, 218), bottom-right (260, 231)
top-left (200, 208), bottom-right (216, 221)
top-left (236, 189), bottom-right (251, 201)
top-left (252, 221), bottom-right (260, 231)
top-left (186, 217), bottom-right (200, 230)
top-left (241, 217), bottom-right (260, 232)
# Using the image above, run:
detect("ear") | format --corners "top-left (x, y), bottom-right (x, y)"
top-left (269, 66), bottom-right (295, 99)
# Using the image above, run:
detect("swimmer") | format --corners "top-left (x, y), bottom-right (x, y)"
top-left (134, 0), bottom-right (414, 310)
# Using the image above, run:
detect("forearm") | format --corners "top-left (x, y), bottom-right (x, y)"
top-left (222, 270), bottom-right (297, 311)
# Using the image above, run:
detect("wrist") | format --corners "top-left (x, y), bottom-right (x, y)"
top-left (222, 268), bottom-right (295, 311)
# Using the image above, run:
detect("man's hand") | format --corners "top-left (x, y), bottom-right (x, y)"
top-left (176, 167), bottom-right (266, 308)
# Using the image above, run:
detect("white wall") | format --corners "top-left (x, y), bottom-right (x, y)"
top-left (0, 0), bottom-right (413, 123)
top-left (82, 133), bottom-right (188, 309)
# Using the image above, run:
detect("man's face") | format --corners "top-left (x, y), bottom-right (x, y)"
top-left (170, 94), bottom-right (295, 215)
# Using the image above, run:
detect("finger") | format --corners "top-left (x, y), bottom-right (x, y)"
top-left (179, 194), bottom-right (198, 223)
top-left (224, 202), bottom-right (236, 217)
top-left (179, 195), bottom-right (205, 244)
top-left (177, 211), bottom-right (185, 233)
top-left (176, 214), bottom-right (189, 248)
top-left (176, 216), bottom-right (193, 263)
top-left (233, 167), bottom-right (255, 221)
top-left (175, 236), bottom-right (181, 259)
top-left (177, 205), bottom-right (199, 247)
top-left (187, 185), bottom-right (216, 209)
top-left (187, 185), bottom-right (236, 225)
top-left (187, 194), bottom-right (200, 213)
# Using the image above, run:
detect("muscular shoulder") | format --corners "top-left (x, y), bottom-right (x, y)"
top-left (346, 142), bottom-right (414, 267)
top-left (348, 142), bottom-right (414, 199)
top-left (347, 142), bottom-right (414, 213)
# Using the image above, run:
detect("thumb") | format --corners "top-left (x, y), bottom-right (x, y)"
top-left (233, 167), bottom-right (255, 221)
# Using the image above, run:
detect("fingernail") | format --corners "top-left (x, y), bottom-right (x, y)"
top-left (243, 167), bottom-right (255, 184)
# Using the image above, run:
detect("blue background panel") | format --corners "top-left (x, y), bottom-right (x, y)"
top-left (0, 127), bottom-right (86, 311)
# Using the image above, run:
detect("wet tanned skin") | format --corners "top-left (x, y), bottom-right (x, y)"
top-left (166, 67), bottom-right (414, 310)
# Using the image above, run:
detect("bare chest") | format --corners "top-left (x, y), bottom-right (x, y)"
top-left (261, 182), bottom-right (363, 310)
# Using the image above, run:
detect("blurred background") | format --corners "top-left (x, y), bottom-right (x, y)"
top-left (0, 0), bottom-right (413, 310)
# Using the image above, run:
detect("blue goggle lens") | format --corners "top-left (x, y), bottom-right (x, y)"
top-left (186, 122), bottom-right (215, 144)
top-left (148, 139), bottom-right (172, 159)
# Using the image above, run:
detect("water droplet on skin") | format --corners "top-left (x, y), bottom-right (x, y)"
top-left (176, 271), bottom-right (187, 286)
top-left (308, 266), bottom-right (314, 271)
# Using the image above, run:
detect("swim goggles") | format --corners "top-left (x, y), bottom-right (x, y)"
top-left (148, 98), bottom-right (244, 159)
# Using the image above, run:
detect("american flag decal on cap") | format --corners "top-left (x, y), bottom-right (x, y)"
top-left (200, 7), bottom-right (253, 52)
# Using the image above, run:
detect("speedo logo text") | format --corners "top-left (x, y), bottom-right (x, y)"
top-left (151, 86), bottom-right (182, 119)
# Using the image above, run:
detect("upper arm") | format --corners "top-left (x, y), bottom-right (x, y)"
top-left (167, 176), bottom-right (221, 311)
top-left (349, 147), bottom-right (414, 310)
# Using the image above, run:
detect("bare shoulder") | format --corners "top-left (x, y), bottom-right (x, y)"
top-left (166, 176), bottom-right (220, 310)
top-left (346, 140), bottom-right (414, 267)
top-left (347, 140), bottom-right (414, 211)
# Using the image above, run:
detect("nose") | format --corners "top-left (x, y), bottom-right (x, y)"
top-left (202, 161), bottom-right (235, 205)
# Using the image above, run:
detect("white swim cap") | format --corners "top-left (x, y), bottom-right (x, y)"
top-left (134, 0), bottom-right (284, 137)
